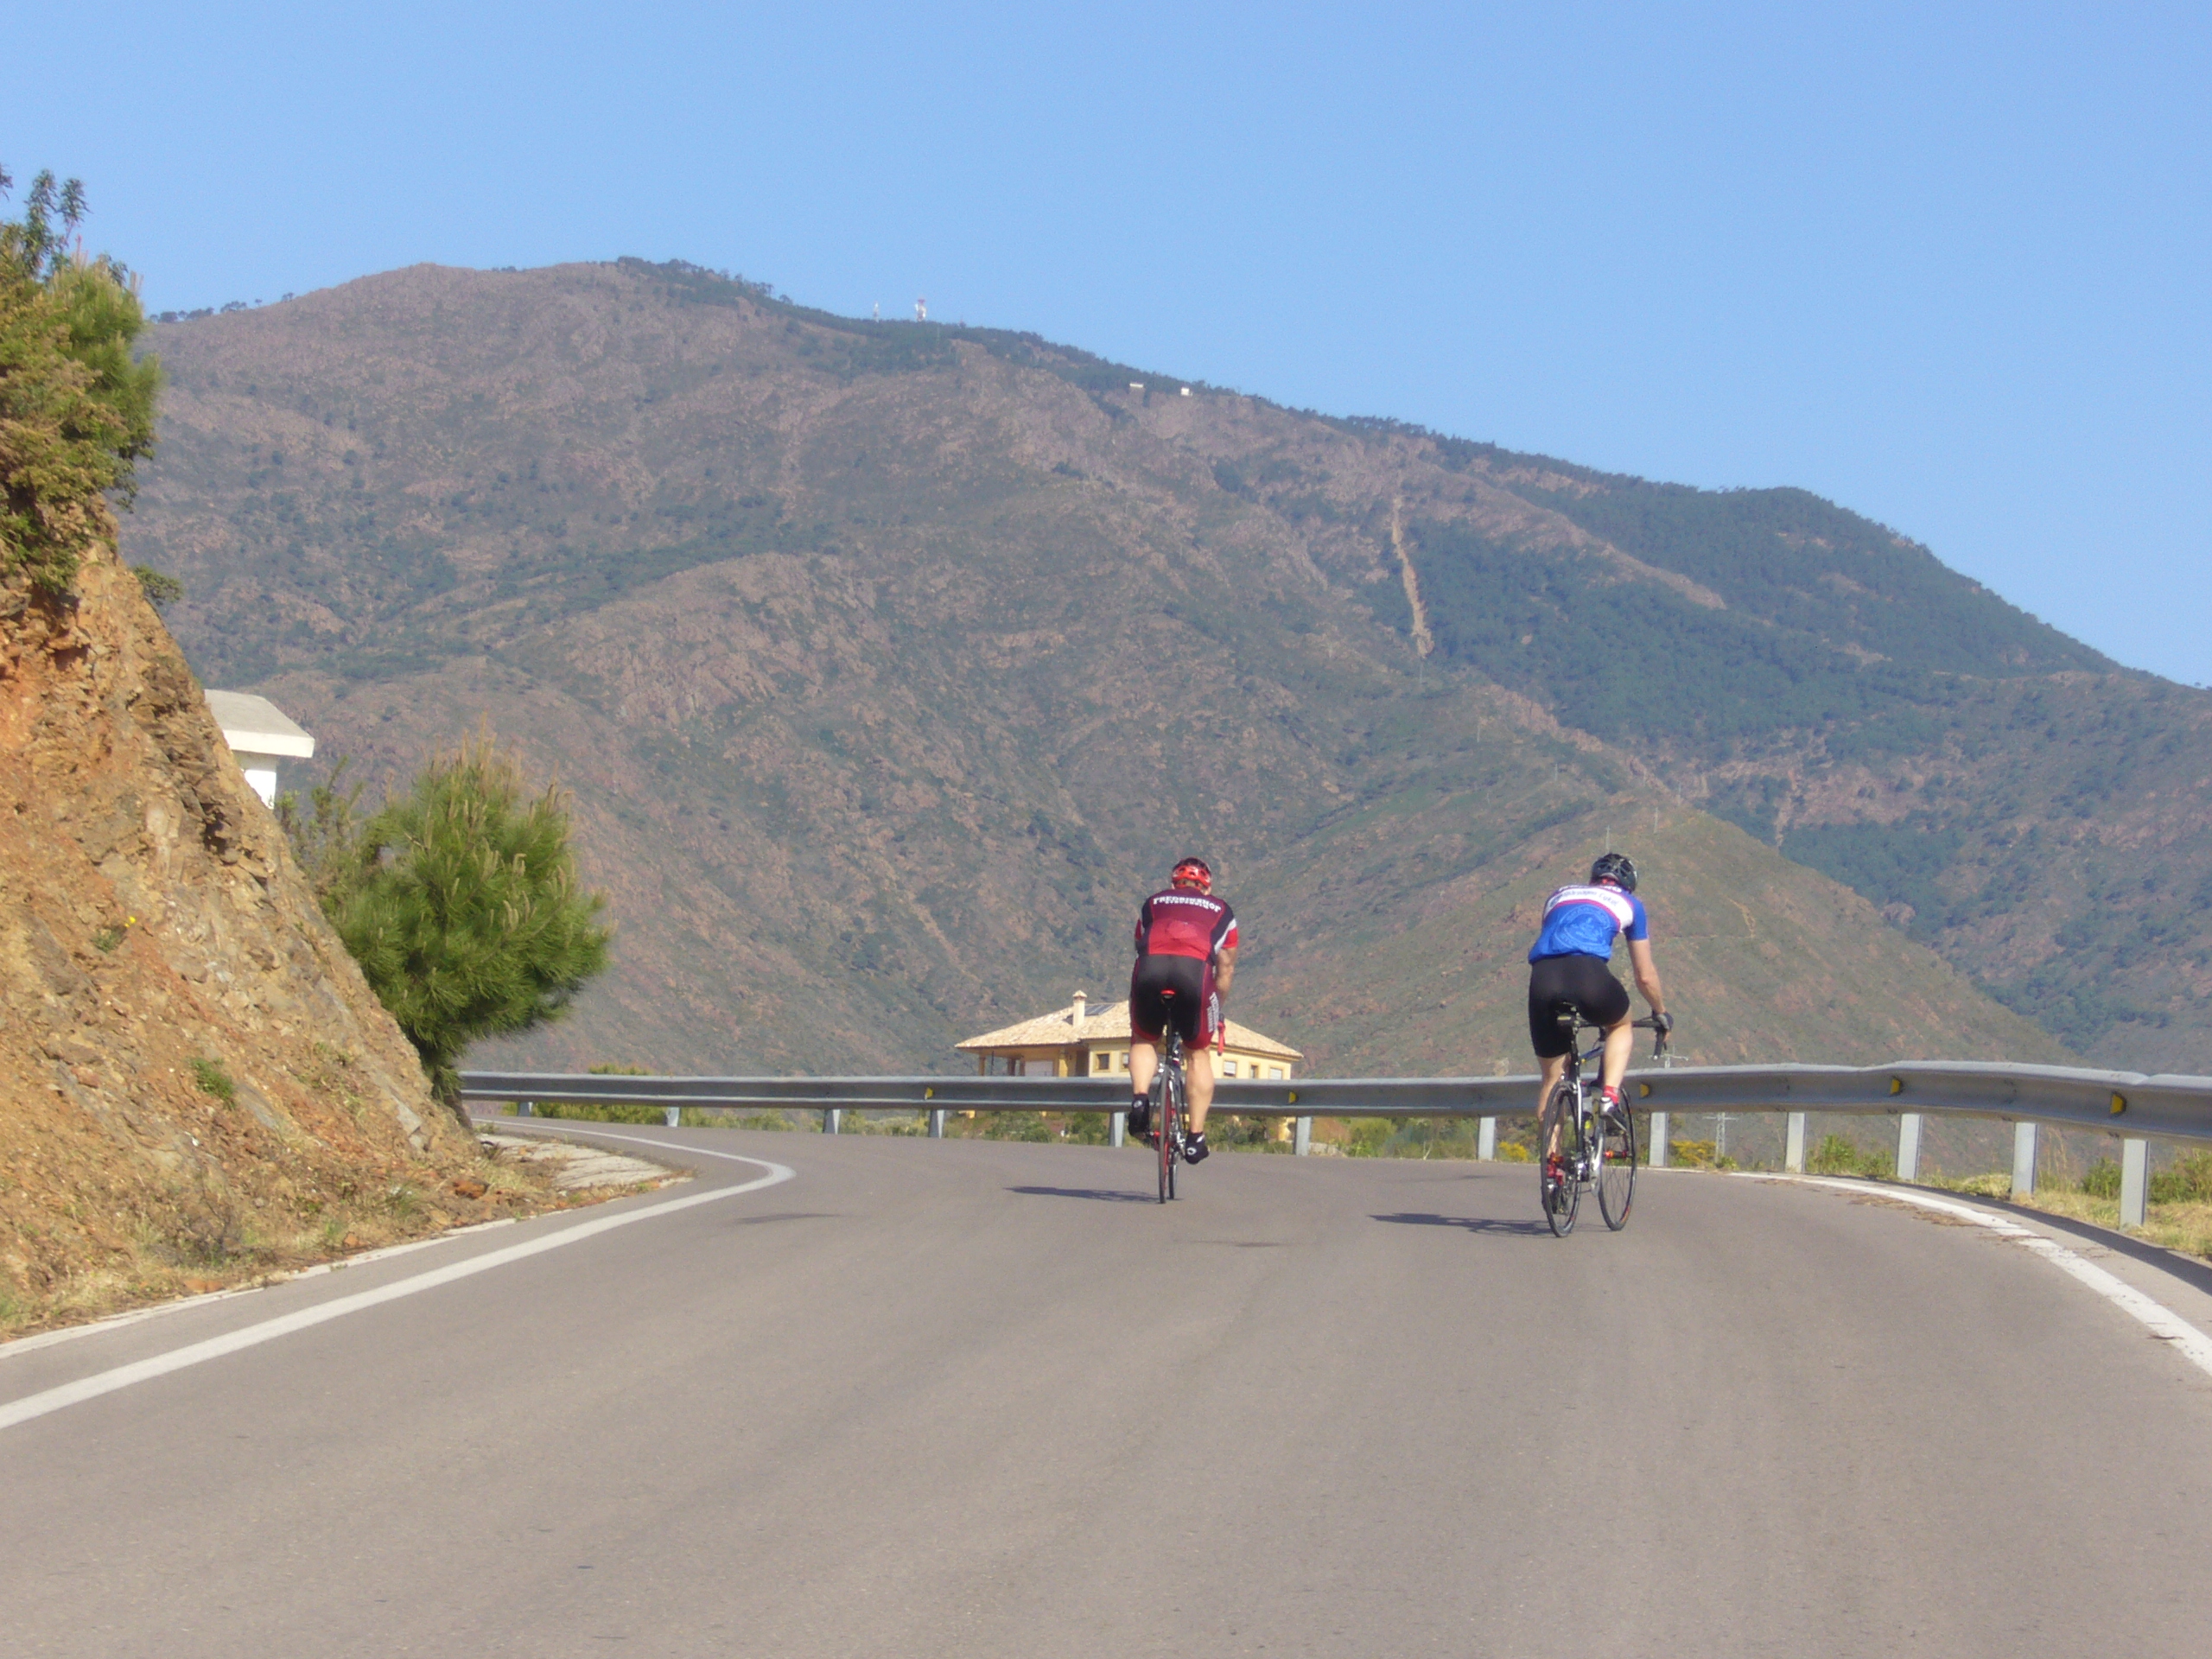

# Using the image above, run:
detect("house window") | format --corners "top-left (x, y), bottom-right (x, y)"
top-left (1091, 1051), bottom-right (1111, 1075)
top-left (1268, 1066), bottom-right (1286, 1079)
top-left (1222, 1058), bottom-right (1239, 1077)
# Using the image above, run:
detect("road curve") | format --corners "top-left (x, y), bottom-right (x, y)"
top-left (4, 1129), bottom-right (2210, 1658)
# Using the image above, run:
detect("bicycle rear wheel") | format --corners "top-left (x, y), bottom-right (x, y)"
top-left (1167, 1071), bottom-right (1185, 1203)
top-left (1159, 1063), bottom-right (1181, 1201)
top-left (1541, 1084), bottom-right (1580, 1236)
top-left (1598, 1099), bottom-right (1637, 1230)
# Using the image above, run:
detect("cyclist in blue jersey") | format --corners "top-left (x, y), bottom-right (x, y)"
top-left (1527, 852), bottom-right (1672, 1160)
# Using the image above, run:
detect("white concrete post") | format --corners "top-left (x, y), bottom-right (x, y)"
top-left (1784, 1111), bottom-right (1807, 1173)
top-left (2120, 1137), bottom-right (2149, 1228)
top-left (929, 1109), bottom-right (947, 1140)
top-left (2011, 1122), bottom-right (2038, 1198)
top-left (1649, 1112), bottom-right (1669, 1168)
top-left (519, 1100), bottom-right (535, 1117)
top-left (823, 1108), bottom-right (842, 1135)
top-left (1293, 1116), bottom-right (1313, 1157)
top-left (1897, 1113), bottom-right (1923, 1182)
top-left (1478, 1116), bottom-right (1497, 1160)
top-left (1109, 1110), bottom-right (1125, 1147)
top-left (664, 1105), bottom-right (680, 1128)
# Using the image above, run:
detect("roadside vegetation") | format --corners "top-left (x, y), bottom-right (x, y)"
top-left (0, 165), bottom-right (161, 595)
top-left (279, 736), bottom-right (612, 1117)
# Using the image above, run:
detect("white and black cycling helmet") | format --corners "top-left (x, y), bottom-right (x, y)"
top-left (1590, 851), bottom-right (1638, 892)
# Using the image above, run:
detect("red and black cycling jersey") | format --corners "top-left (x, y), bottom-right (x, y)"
top-left (1134, 888), bottom-right (1237, 963)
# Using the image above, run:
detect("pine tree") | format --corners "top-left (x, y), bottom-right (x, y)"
top-left (328, 737), bottom-right (612, 1109)
top-left (0, 166), bottom-right (162, 594)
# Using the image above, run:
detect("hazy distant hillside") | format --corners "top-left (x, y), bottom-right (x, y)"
top-left (120, 259), bottom-right (2202, 1072)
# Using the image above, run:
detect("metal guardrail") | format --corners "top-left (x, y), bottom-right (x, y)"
top-left (459, 1060), bottom-right (2212, 1230)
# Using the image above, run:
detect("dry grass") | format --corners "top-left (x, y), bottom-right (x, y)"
top-left (0, 1139), bottom-right (588, 1344)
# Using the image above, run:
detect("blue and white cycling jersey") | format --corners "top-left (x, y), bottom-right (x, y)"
top-left (1528, 884), bottom-right (1648, 963)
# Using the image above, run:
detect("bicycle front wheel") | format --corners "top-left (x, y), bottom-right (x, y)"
top-left (1598, 1100), bottom-right (1637, 1230)
top-left (1541, 1084), bottom-right (1580, 1237)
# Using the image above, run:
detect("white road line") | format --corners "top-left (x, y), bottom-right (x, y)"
top-left (0, 1155), bottom-right (794, 1433)
top-left (1769, 1175), bottom-right (2212, 1382)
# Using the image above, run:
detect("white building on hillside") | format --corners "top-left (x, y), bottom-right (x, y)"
top-left (204, 690), bottom-right (315, 806)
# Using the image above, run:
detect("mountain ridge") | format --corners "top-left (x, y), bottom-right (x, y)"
top-left (118, 258), bottom-right (2207, 1073)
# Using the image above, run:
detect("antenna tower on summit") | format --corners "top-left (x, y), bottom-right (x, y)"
top-left (915, 297), bottom-right (928, 322)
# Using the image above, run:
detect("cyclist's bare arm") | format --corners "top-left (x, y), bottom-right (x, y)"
top-left (1627, 938), bottom-right (1665, 1017)
top-left (1214, 943), bottom-right (1237, 996)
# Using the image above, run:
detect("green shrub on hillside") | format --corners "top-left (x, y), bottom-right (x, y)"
top-left (325, 736), bottom-right (611, 1110)
top-left (0, 167), bottom-right (161, 594)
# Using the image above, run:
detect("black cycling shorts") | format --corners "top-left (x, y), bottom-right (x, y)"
top-left (1129, 953), bottom-right (1221, 1048)
top-left (1527, 954), bottom-right (1630, 1058)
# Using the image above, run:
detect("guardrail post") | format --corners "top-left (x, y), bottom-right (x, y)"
top-left (1784, 1112), bottom-right (1807, 1173)
top-left (664, 1106), bottom-right (680, 1128)
top-left (1896, 1113), bottom-right (1923, 1182)
top-left (823, 1109), bottom-right (842, 1135)
top-left (1294, 1116), bottom-right (1313, 1157)
top-left (1109, 1110), bottom-right (1125, 1147)
top-left (2011, 1122), bottom-right (2037, 1198)
top-left (2120, 1137), bottom-right (2149, 1227)
top-left (1649, 1112), bottom-right (1669, 1168)
top-left (2008, 1123), bottom-right (2035, 1203)
top-left (519, 1100), bottom-right (534, 1117)
top-left (1478, 1116), bottom-right (1497, 1160)
top-left (930, 1109), bottom-right (947, 1140)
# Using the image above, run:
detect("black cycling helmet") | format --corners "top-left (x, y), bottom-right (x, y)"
top-left (1171, 856), bottom-right (1213, 892)
top-left (1590, 851), bottom-right (1638, 892)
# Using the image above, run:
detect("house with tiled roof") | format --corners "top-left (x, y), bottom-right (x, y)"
top-left (957, 992), bottom-right (1301, 1082)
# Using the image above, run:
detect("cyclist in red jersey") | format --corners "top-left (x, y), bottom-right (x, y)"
top-left (1125, 856), bottom-right (1238, 1164)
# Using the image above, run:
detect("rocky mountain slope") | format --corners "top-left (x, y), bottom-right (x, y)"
top-left (2, 535), bottom-right (522, 1332)
top-left (119, 259), bottom-right (2198, 1074)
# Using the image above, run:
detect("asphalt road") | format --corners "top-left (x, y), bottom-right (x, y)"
top-left (5, 1127), bottom-right (2212, 1658)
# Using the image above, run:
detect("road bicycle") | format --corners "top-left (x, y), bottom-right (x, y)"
top-left (1539, 1013), bottom-right (1669, 1236)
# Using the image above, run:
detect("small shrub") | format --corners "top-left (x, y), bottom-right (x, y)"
top-left (2152, 1151), bottom-right (2212, 1205)
top-left (984, 1113), bottom-right (1052, 1142)
top-left (92, 924), bottom-right (125, 951)
top-left (735, 1111), bottom-right (795, 1132)
top-left (132, 565), bottom-right (183, 612)
top-left (2080, 1159), bottom-right (2121, 1198)
top-left (1495, 1141), bottom-right (1532, 1163)
top-left (1346, 1119), bottom-right (1393, 1158)
top-left (1807, 1133), bottom-right (1896, 1179)
top-left (188, 1058), bottom-right (236, 1105)
top-left (1670, 1139), bottom-right (1718, 1167)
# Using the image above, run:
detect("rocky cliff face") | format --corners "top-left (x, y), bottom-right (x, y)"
top-left (2, 536), bottom-right (501, 1332)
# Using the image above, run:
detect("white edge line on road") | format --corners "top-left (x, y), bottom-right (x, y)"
top-left (0, 1151), bottom-right (794, 1433)
top-left (1751, 1173), bottom-right (2212, 1382)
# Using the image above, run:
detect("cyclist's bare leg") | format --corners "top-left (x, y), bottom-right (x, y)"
top-left (1185, 1044), bottom-right (1216, 1133)
top-left (1599, 1016), bottom-right (1635, 1097)
top-left (1128, 1037), bottom-right (1160, 1099)
top-left (1535, 1053), bottom-right (1567, 1158)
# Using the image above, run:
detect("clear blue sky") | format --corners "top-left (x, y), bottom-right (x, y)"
top-left (13, 2), bottom-right (2209, 683)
